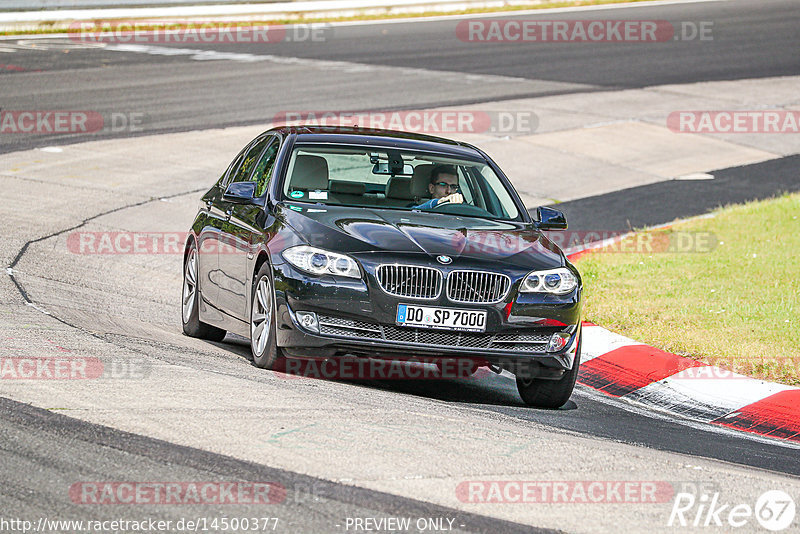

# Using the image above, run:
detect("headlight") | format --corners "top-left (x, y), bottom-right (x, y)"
top-left (282, 246), bottom-right (361, 278)
top-left (520, 268), bottom-right (578, 295)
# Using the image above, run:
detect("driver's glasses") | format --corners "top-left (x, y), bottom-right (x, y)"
top-left (434, 182), bottom-right (459, 191)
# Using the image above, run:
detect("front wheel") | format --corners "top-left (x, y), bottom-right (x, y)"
top-left (516, 334), bottom-right (581, 409)
top-left (182, 242), bottom-right (226, 342)
top-left (250, 263), bottom-right (283, 370)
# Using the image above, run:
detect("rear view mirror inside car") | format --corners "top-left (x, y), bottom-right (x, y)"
top-left (372, 162), bottom-right (414, 175)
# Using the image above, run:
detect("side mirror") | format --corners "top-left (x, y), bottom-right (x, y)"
top-left (534, 206), bottom-right (567, 230)
top-left (223, 181), bottom-right (257, 204)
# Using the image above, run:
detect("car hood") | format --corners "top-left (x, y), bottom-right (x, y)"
top-left (277, 203), bottom-right (564, 270)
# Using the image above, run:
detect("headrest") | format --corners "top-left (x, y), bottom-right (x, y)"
top-left (385, 176), bottom-right (414, 200)
top-left (329, 180), bottom-right (365, 195)
top-left (410, 164), bottom-right (434, 199)
top-left (292, 155), bottom-right (328, 191)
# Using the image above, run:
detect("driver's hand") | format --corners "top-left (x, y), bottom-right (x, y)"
top-left (438, 193), bottom-right (463, 205)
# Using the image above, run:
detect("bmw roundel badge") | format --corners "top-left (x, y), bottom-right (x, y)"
top-left (437, 255), bottom-right (453, 265)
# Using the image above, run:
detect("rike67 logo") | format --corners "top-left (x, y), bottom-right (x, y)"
top-left (669, 489), bottom-right (796, 531)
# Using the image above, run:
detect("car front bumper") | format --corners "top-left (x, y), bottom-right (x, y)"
top-left (272, 260), bottom-right (582, 376)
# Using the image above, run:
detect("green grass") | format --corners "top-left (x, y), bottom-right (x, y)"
top-left (2, 0), bottom-right (669, 36)
top-left (577, 192), bottom-right (800, 385)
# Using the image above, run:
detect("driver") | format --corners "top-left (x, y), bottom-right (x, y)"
top-left (413, 165), bottom-right (464, 209)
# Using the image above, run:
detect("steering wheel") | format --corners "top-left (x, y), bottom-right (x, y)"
top-left (429, 201), bottom-right (494, 217)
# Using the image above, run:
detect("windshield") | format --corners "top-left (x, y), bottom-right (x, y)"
top-left (281, 144), bottom-right (521, 221)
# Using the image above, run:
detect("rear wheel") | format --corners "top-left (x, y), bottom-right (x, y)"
top-left (516, 334), bottom-right (581, 409)
top-left (250, 263), bottom-right (284, 370)
top-left (182, 242), bottom-right (226, 341)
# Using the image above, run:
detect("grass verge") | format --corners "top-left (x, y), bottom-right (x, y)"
top-left (576, 192), bottom-right (800, 385)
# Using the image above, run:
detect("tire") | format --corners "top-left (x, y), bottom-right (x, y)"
top-left (250, 263), bottom-right (283, 370)
top-left (516, 334), bottom-right (581, 409)
top-left (182, 241), bottom-right (226, 342)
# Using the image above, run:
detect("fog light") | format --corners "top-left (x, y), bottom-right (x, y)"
top-left (547, 332), bottom-right (570, 353)
top-left (296, 311), bottom-right (319, 334)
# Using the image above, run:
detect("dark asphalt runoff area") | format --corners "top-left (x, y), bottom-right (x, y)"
top-left (548, 155), bottom-right (800, 233)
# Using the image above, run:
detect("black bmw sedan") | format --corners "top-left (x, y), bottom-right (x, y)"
top-left (182, 126), bottom-right (582, 408)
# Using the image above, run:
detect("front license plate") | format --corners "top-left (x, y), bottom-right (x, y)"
top-left (396, 304), bottom-right (487, 333)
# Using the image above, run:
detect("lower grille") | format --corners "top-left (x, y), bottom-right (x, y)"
top-left (491, 343), bottom-right (549, 352)
top-left (492, 333), bottom-right (550, 344)
top-left (383, 326), bottom-right (492, 348)
top-left (316, 315), bottom-right (550, 351)
top-left (318, 317), bottom-right (383, 339)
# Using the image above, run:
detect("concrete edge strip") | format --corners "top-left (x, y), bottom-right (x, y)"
top-left (569, 242), bottom-right (800, 443)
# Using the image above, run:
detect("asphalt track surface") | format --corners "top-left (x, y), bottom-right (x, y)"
top-left (1, 0), bottom-right (799, 152)
top-left (0, 397), bottom-right (543, 533)
top-left (2, 0), bottom-right (800, 531)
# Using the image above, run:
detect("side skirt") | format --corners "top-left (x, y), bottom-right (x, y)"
top-left (199, 297), bottom-right (250, 338)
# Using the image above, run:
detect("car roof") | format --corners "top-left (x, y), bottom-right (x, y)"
top-left (265, 125), bottom-right (486, 160)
